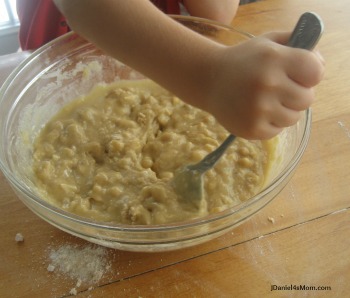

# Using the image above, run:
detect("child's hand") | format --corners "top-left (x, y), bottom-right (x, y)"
top-left (204, 32), bottom-right (325, 140)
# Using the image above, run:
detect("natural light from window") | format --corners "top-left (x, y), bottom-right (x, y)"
top-left (0, 0), bottom-right (19, 29)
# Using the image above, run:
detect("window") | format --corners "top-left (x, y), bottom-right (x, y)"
top-left (0, 0), bottom-right (19, 35)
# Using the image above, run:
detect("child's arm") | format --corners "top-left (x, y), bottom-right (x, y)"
top-left (54, 0), bottom-right (324, 140)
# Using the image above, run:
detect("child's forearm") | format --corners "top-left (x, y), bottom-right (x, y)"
top-left (54, 0), bottom-right (325, 140)
top-left (54, 0), bottom-right (220, 111)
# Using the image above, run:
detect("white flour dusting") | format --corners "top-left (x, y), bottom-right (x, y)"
top-left (48, 244), bottom-right (111, 284)
top-left (15, 233), bottom-right (24, 242)
top-left (337, 120), bottom-right (350, 139)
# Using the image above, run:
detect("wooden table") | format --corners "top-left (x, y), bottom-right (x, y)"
top-left (1, 0), bottom-right (349, 297)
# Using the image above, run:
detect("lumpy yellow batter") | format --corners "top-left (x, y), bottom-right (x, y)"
top-left (33, 80), bottom-right (275, 225)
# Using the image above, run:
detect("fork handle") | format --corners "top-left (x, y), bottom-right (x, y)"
top-left (287, 12), bottom-right (324, 50)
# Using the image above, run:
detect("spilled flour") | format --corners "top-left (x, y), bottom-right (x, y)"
top-left (15, 233), bottom-right (24, 242)
top-left (48, 244), bottom-right (111, 294)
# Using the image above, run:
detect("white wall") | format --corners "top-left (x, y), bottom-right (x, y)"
top-left (0, 27), bottom-right (20, 55)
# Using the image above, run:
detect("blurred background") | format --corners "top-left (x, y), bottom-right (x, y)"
top-left (0, 0), bottom-right (18, 55)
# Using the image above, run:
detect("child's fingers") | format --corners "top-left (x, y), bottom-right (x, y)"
top-left (262, 31), bottom-right (291, 45)
top-left (256, 91), bottom-right (304, 129)
top-left (253, 121), bottom-right (283, 140)
top-left (283, 47), bottom-right (325, 87)
top-left (269, 105), bottom-right (302, 128)
top-left (279, 81), bottom-right (315, 111)
top-left (262, 31), bottom-right (325, 88)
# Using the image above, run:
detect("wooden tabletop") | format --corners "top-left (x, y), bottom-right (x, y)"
top-left (1, 0), bottom-right (349, 297)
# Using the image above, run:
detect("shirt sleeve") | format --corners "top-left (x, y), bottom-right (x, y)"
top-left (16, 0), bottom-right (182, 51)
top-left (150, 0), bottom-right (182, 14)
top-left (17, 0), bottom-right (70, 50)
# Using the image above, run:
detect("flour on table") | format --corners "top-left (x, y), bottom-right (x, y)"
top-left (48, 244), bottom-right (111, 284)
top-left (15, 233), bottom-right (24, 242)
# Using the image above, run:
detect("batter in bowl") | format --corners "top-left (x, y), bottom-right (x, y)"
top-left (33, 80), bottom-right (276, 225)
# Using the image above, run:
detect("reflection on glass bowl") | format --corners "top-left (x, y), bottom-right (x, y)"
top-left (0, 16), bottom-right (311, 252)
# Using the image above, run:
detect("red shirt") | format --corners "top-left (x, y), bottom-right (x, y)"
top-left (17, 0), bottom-right (182, 50)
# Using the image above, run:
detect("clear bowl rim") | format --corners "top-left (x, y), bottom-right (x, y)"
top-left (0, 15), bottom-right (311, 233)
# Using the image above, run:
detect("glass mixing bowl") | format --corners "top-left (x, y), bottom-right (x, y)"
top-left (0, 16), bottom-right (311, 252)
